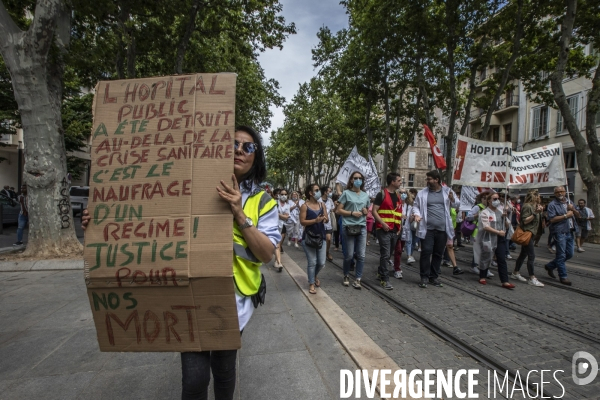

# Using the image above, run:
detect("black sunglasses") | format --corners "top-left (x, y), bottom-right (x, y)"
top-left (352, 176), bottom-right (363, 180)
top-left (234, 140), bottom-right (259, 155)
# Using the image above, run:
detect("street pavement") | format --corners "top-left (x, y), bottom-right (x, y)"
top-left (281, 237), bottom-right (600, 399)
top-left (0, 258), bottom-right (362, 399)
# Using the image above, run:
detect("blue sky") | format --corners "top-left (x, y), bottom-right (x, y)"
top-left (257, 0), bottom-right (348, 144)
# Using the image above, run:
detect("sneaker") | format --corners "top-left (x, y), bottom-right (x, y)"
top-left (453, 267), bottom-right (464, 275)
top-left (511, 273), bottom-right (527, 282)
top-left (487, 270), bottom-right (494, 278)
top-left (545, 265), bottom-right (556, 279)
top-left (375, 239), bottom-right (379, 244)
top-left (407, 256), bottom-right (416, 264)
top-left (343, 276), bottom-right (350, 286)
top-left (471, 266), bottom-right (480, 274)
top-left (287, 240), bottom-right (291, 246)
top-left (577, 247), bottom-right (585, 253)
top-left (491, 261), bottom-right (498, 267)
top-left (294, 242), bottom-right (299, 248)
top-left (506, 254), bottom-right (513, 260)
top-left (441, 260), bottom-right (452, 267)
top-left (429, 279), bottom-right (443, 287)
top-left (273, 262), bottom-right (283, 272)
top-left (352, 279), bottom-right (362, 290)
top-left (380, 280), bottom-right (393, 290)
top-left (479, 278), bottom-right (487, 285)
top-left (528, 278), bottom-right (544, 287)
top-left (13, 241), bottom-right (23, 246)
top-left (394, 270), bottom-right (403, 279)
top-left (418, 280), bottom-right (428, 288)
top-left (387, 259), bottom-right (393, 267)
top-left (509, 245), bottom-right (517, 251)
top-left (548, 246), bottom-right (555, 254)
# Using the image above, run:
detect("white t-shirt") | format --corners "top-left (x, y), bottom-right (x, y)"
top-left (318, 197), bottom-right (335, 230)
top-left (277, 200), bottom-right (295, 229)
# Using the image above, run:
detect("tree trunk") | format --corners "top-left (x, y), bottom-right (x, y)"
top-left (0, 0), bottom-right (82, 257)
top-left (366, 96), bottom-right (373, 156)
top-left (382, 71), bottom-right (391, 181)
top-left (585, 66), bottom-right (600, 241)
top-left (175, 0), bottom-right (203, 74)
top-left (444, 0), bottom-right (458, 184)
top-left (550, 0), bottom-right (600, 243)
top-left (481, 0), bottom-right (523, 140)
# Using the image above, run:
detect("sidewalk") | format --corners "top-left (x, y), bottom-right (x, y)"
top-left (0, 257), bottom-right (361, 399)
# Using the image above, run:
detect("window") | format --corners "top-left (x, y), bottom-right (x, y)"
top-left (564, 150), bottom-right (576, 169)
top-left (556, 95), bottom-right (579, 134)
top-left (492, 127), bottom-right (500, 142)
top-left (504, 124), bottom-right (512, 142)
top-left (408, 152), bottom-right (416, 168)
top-left (505, 90), bottom-right (514, 107)
top-left (532, 106), bottom-right (549, 139)
top-left (427, 154), bottom-right (433, 169)
top-left (480, 68), bottom-right (487, 82)
top-left (408, 174), bottom-right (415, 187)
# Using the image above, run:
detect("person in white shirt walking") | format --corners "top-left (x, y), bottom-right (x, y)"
top-left (318, 185), bottom-right (335, 261)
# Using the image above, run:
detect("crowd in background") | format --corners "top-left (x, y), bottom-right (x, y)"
top-left (269, 170), bottom-right (595, 292)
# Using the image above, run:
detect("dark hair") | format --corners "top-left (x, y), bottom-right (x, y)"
top-left (409, 188), bottom-right (418, 195)
top-left (320, 185), bottom-right (329, 195)
top-left (426, 170), bottom-right (441, 184)
top-left (235, 125), bottom-right (266, 185)
top-left (578, 199), bottom-right (586, 204)
top-left (346, 171), bottom-right (365, 191)
top-left (279, 188), bottom-right (289, 195)
top-left (273, 188), bottom-right (281, 196)
top-left (304, 183), bottom-right (319, 199)
top-left (332, 193), bottom-right (340, 202)
top-left (386, 172), bottom-right (401, 185)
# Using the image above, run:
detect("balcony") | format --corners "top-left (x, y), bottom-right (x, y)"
top-left (495, 95), bottom-right (519, 113)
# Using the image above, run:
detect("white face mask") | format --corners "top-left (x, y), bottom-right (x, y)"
top-left (491, 200), bottom-right (501, 208)
top-left (280, 195), bottom-right (287, 202)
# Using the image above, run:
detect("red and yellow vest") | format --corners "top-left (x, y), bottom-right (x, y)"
top-left (375, 189), bottom-right (402, 231)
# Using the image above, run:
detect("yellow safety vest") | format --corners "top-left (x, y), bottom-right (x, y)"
top-left (233, 190), bottom-right (277, 296)
top-left (375, 189), bottom-right (403, 230)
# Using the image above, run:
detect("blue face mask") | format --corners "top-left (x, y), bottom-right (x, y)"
top-left (353, 179), bottom-right (362, 188)
top-left (328, 192), bottom-right (332, 198)
top-left (314, 190), bottom-right (321, 199)
top-left (401, 194), bottom-right (407, 200)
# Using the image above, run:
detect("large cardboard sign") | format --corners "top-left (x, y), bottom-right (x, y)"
top-left (452, 136), bottom-right (566, 189)
top-left (85, 74), bottom-right (240, 351)
top-left (336, 146), bottom-right (382, 198)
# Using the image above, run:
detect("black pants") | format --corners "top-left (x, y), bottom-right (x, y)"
top-left (514, 238), bottom-right (535, 276)
top-left (419, 229), bottom-right (447, 281)
top-left (376, 229), bottom-right (398, 281)
top-left (181, 349), bottom-right (237, 400)
top-left (479, 237), bottom-right (509, 283)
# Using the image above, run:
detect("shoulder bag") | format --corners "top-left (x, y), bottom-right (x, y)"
top-left (511, 213), bottom-right (533, 246)
top-left (305, 204), bottom-right (324, 249)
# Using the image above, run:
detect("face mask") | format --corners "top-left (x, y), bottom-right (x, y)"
top-left (328, 192), bottom-right (332, 198)
top-left (492, 200), bottom-right (501, 208)
top-left (353, 179), bottom-right (362, 188)
top-left (401, 194), bottom-right (407, 200)
top-left (280, 195), bottom-right (287, 202)
top-left (292, 197), bottom-right (298, 201)
top-left (516, 199), bottom-right (521, 204)
top-left (314, 190), bottom-right (321, 199)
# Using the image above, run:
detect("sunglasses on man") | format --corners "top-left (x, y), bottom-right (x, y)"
top-left (234, 140), bottom-right (259, 154)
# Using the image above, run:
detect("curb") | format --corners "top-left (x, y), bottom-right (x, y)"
top-left (0, 259), bottom-right (84, 272)
top-left (281, 252), bottom-right (421, 399)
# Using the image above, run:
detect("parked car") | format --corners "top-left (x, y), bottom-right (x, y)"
top-left (0, 193), bottom-right (21, 225)
top-left (70, 186), bottom-right (89, 216)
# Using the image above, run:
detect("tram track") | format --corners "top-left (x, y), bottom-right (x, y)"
top-left (326, 255), bottom-right (561, 399)
top-left (362, 248), bottom-right (600, 346)
top-left (449, 249), bottom-right (600, 299)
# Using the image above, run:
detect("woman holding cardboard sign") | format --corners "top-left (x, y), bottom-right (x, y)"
top-left (83, 126), bottom-right (281, 400)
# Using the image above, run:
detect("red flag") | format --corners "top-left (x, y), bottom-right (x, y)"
top-left (423, 124), bottom-right (447, 170)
